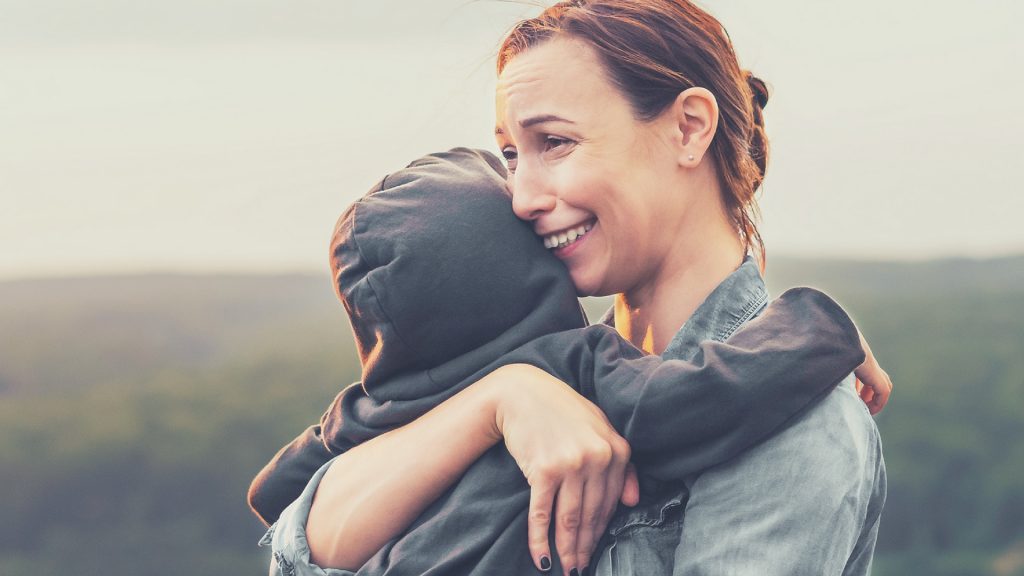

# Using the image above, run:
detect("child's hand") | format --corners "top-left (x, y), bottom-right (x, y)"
top-left (853, 330), bottom-right (893, 414)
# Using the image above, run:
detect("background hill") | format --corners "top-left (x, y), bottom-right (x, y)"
top-left (2, 256), bottom-right (1022, 575)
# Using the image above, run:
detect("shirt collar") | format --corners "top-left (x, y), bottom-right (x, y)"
top-left (599, 255), bottom-right (768, 362)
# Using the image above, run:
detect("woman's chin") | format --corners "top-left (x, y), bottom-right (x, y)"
top-left (569, 267), bottom-right (607, 298)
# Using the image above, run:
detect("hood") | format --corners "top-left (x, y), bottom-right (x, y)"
top-left (330, 147), bottom-right (586, 400)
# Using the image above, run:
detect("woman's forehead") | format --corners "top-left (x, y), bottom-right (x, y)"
top-left (495, 38), bottom-right (613, 131)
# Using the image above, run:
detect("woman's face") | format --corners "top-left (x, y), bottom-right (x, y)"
top-left (495, 37), bottom-right (692, 297)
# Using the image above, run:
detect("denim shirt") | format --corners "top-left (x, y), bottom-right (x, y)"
top-left (594, 255), bottom-right (885, 575)
top-left (593, 254), bottom-right (767, 572)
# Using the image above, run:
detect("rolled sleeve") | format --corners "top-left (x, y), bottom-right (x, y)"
top-left (260, 456), bottom-right (357, 576)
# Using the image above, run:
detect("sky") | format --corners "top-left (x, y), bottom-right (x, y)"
top-left (2, 0), bottom-right (1022, 280)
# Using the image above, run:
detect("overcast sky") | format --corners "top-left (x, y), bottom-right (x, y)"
top-left (2, 0), bottom-right (1021, 279)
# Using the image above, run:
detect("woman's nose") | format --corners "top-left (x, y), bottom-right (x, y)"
top-left (509, 166), bottom-right (557, 221)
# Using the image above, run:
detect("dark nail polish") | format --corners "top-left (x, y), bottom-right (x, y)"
top-left (569, 569), bottom-right (580, 576)
top-left (539, 556), bottom-right (551, 572)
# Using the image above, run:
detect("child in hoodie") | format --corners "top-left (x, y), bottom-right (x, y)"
top-left (251, 148), bottom-right (866, 576)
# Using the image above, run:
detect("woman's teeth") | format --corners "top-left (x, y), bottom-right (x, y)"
top-left (543, 223), bottom-right (593, 249)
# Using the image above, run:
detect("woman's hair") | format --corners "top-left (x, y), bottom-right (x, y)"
top-left (498, 0), bottom-right (770, 266)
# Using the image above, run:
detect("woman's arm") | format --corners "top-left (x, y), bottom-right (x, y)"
top-left (303, 369), bottom-right (637, 574)
top-left (304, 378), bottom-right (500, 569)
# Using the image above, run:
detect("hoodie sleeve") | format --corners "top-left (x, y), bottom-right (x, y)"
top-left (246, 381), bottom-right (419, 526)
top-left (502, 287), bottom-right (865, 482)
top-left (247, 424), bottom-right (336, 526)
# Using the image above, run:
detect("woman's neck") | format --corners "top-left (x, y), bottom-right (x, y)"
top-left (614, 218), bottom-right (745, 356)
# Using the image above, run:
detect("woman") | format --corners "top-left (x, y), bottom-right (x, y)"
top-left (265, 1), bottom-right (891, 574)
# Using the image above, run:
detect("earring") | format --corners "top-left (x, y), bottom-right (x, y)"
top-left (687, 154), bottom-right (695, 162)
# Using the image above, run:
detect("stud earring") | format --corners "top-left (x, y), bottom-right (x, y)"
top-left (687, 154), bottom-right (695, 162)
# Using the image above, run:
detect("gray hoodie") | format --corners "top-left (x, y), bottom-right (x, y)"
top-left (250, 148), bottom-right (864, 575)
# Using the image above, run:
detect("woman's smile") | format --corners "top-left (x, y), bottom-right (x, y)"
top-left (541, 219), bottom-right (594, 250)
top-left (549, 221), bottom-right (594, 260)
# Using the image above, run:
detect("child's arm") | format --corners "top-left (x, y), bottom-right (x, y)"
top-left (597, 287), bottom-right (863, 480)
top-left (247, 424), bottom-right (335, 526)
top-left (500, 287), bottom-right (865, 482)
top-left (247, 382), bottom-right (368, 527)
top-left (303, 376), bottom-right (508, 570)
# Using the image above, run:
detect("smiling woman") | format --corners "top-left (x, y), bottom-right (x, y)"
top-left (487, 5), bottom-right (887, 573)
top-left (250, 2), bottom-right (892, 575)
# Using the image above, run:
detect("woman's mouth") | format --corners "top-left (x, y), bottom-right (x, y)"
top-left (542, 220), bottom-right (594, 250)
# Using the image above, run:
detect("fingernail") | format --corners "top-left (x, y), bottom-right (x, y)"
top-left (539, 556), bottom-right (551, 572)
top-left (569, 569), bottom-right (580, 576)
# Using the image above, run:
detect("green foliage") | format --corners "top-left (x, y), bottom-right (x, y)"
top-left (1, 257), bottom-right (1022, 574)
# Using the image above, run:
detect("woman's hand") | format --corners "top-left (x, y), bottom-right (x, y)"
top-left (483, 364), bottom-right (639, 575)
top-left (853, 330), bottom-right (893, 415)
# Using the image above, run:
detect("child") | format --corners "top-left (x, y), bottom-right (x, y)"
top-left (250, 148), bottom-right (864, 575)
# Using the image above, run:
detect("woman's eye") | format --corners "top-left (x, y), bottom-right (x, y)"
top-left (544, 136), bottom-right (572, 151)
top-left (501, 147), bottom-right (518, 172)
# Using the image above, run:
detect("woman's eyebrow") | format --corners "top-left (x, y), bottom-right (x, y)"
top-left (495, 112), bottom-right (577, 135)
top-left (495, 115), bottom-right (576, 136)
top-left (520, 114), bottom-right (575, 128)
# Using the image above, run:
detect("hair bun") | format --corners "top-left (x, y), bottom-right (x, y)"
top-left (745, 71), bottom-right (769, 109)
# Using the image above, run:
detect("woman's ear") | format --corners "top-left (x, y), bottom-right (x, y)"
top-left (666, 87), bottom-right (719, 167)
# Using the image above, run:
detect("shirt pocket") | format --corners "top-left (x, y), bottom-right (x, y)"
top-left (597, 490), bottom-right (685, 576)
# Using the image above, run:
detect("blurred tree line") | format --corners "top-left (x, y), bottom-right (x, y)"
top-left (1, 258), bottom-right (1022, 575)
